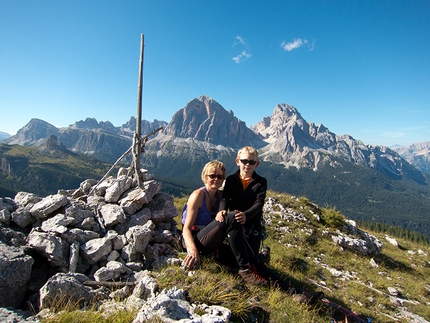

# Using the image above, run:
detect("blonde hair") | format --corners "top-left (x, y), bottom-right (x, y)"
top-left (201, 160), bottom-right (226, 183)
top-left (237, 146), bottom-right (259, 160)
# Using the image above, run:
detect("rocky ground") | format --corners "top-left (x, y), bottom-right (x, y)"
top-left (0, 167), bottom-right (429, 322)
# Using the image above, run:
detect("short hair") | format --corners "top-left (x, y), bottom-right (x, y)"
top-left (237, 146), bottom-right (259, 160)
top-left (201, 160), bottom-right (227, 183)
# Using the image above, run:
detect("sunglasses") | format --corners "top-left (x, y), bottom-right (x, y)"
top-left (207, 174), bottom-right (224, 180)
top-left (240, 159), bottom-right (257, 165)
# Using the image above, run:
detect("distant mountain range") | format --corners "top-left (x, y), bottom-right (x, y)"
top-left (2, 98), bottom-right (429, 175)
top-left (3, 117), bottom-right (167, 163)
top-left (0, 131), bottom-right (10, 141)
top-left (1, 95), bottom-right (430, 237)
top-left (391, 141), bottom-right (430, 174)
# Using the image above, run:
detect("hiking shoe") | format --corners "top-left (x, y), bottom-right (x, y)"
top-left (258, 246), bottom-right (271, 264)
top-left (292, 294), bottom-right (308, 304)
top-left (292, 291), bottom-right (324, 305)
top-left (238, 265), bottom-right (269, 286)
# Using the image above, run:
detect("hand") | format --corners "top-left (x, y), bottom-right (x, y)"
top-left (234, 211), bottom-right (246, 224)
top-left (183, 250), bottom-right (200, 269)
top-left (215, 210), bottom-right (226, 222)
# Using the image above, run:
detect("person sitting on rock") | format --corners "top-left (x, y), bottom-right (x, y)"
top-left (218, 146), bottom-right (323, 303)
top-left (181, 160), bottom-right (258, 282)
top-left (216, 146), bottom-right (269, 284)
top-left (181, 159), bottom-right (324, 304)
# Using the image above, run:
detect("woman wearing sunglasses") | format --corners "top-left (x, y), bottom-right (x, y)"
top-left (181, 160), bottom-right (225, 268)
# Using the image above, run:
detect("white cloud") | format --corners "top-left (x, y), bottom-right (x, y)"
top-left (232, 35), bottom-right (251, 64)
top-left (281, 38), bottom-right (314, 51)
top-left (234, 35), bottom-right (247, 47)
top-left (232, 51), bottom-right (252, 64)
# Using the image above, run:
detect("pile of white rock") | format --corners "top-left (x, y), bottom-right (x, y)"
top-left (0, 167), bottom-right (231, 323)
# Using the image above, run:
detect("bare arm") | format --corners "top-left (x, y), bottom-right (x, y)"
top-left (182, 189), bottom-right (203, 268)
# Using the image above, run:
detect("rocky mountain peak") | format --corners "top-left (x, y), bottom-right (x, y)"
top-left (162, 95), bottom-right (264, 148)
top-left (70, 118), bottom-right (119, 135)
top-left (251, 103), bottom-right (331, 146)
top-left (72, 117), bottom-right (101, 130)
top-left (251, 104), bottom-right (301, 132)
top-left (273, 103), bottom-right (302, 119)
top-left (198, 94), bottom-right (214, 113)
top-left (119, 117), bottom-right (167, 138)
top-left (3, 118), bottom-right (60, 146)
top-left (251, 104), bottom-right (426, 184)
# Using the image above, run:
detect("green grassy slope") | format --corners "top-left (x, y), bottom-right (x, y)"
top-left (0, 144), bottom-right (114, 197)
top-left (169, 192), bottom-right (430, 323)
top-left (41, 191), bottom-right (430, 323)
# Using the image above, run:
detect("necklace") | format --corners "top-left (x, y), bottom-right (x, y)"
top-left (207, 190), bottom-right (217, 211)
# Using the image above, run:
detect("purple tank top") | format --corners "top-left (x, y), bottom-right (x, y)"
top-left (181, 187), bottom-right (219, 226)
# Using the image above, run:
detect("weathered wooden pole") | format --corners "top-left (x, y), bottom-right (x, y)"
top-left (133, 34), bottom-right (144, 187)
top-left (88, 34), bottom-right (161, 197)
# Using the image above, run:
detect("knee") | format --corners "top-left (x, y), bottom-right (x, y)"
top-left (225, 211), bottom-right (239, 225)
top-left (225, 211), bottom-right (237, 221)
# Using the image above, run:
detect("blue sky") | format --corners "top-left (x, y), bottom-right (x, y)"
top-left (1, 0), bottom-right (429, 147)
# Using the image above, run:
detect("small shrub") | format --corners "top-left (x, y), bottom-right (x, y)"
top-left (298, 197), bottom-right (309, 207)
top-left (321, 207), bottom-right (345, 229)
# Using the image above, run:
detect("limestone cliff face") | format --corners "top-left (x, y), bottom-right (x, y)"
top-left (163, 95), bottom-right (264, 148)
top-left (58, 128), bottom-right (131, 157)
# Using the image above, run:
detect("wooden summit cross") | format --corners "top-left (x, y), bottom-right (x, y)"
top-left (88, 34), bottom-right (162, 195)
top-left (132, 34), bottom-right (163, 187)
top-left (132, 33), bottom-right (145, 187)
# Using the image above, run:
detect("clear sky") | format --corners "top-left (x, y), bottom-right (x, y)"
top-left (1, 0), bottom-right (429, 147)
